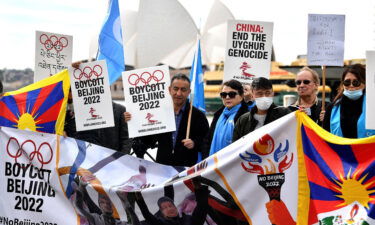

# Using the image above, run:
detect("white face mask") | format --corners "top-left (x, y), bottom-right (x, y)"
top-left (255, 97), bottom-right (273, 110)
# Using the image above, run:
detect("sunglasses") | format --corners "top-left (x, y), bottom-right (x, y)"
top-left (220, 91), bottom-right (238, 98)
top-left (296, 80), bottom-right (312, 85)
top-left (343, 79), bottom-right (361, 87)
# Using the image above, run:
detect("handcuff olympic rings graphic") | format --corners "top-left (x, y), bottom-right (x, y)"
top-left (73, 65), bottom-right (103, 80)
top-left (39, 34), bottom-right (68, 53)
top-left (128, 70), bottom-right (164, 86)
top-left (6, 137), bottom-right (53, 169)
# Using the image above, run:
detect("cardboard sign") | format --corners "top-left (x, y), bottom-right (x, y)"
top-left (122, 65), bottom-right (176, 138)
top-left (68, 60), bottom-right (114, 131)
top-left (366, 51), bottom-right (375, 130)
top-left (34, 31), bottom-right (73, 82)
top-left (224, 20), bottom-right (273, 83)
top-left (307, 14), bottom-right (345, 66)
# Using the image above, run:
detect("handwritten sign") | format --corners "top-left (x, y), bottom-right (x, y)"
top-left (68, 60), bottom-right (114, 131)
top-left (307, 14), bottom-right (345, 66)
top-left (224, 20), bottom-right (273, 83)
top-left (34, 31), bottom-right (73, 82)
top-left (366, 51), bottom-right (375, 130)
top-left (122, 65), bottom-right (176, 138)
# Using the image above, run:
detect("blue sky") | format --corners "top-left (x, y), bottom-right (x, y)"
top-left (1, 0), bottom-right (374, 69)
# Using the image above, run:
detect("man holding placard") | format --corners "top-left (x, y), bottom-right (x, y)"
top-left (127, 74), bottom-right (209, 167)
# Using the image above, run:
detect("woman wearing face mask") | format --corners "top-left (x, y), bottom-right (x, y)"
top-left (232, 77), bottom-right (291, 142)
top-left (205, 79), bottom-right (249, 157)
top-left (323, 64), bottom-right (375, 138)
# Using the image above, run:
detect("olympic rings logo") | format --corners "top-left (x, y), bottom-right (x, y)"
top-left (6, 137), bottom-right (53, 169)
top-left (39, 34), bottom-right (68, 53)
top-left (73, 65), bottom-right (103, 80)
top-left (128, 70), bottom-right (164, 86)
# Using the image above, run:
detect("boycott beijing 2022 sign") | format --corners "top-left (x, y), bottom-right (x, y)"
top-left (224, 20), bottom-right (273, 83)
top-left (122, 65), bottom-right (176, 138)
top-left (68, 60), bottom-right (114, 131)
top-left (0, 127), bottom-right (76, 225)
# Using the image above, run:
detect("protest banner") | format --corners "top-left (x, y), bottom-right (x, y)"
top-left (366, 51), bottom-right (375, 130)
top-left (1, 112), bottom-right (374, 224)
top-left (224, 20), bottom-right (273, 83)
top-left (0, 69), bottom-right (70, 135)
top-left (68, 60), bottom-right (114, 131)
top-left (307, 14), bottom-right (345, 66)
top-left (34, 31), bottom-right (73, 82)
top-left (122, 65), bottom-right (176, 138)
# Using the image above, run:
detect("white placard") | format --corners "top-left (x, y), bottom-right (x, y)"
top-left (366, 51), bottom-right (375, 130)
top-left (68, 60), bottom-right (114, 131)
top-left (307, 14), bottom-right (345, 66)
top-left (34, 31), bottom-right (73, 82)
top-left (122, 65), bottom-right (176, 138)
top-left (224, 20), bottom-right (273, 83)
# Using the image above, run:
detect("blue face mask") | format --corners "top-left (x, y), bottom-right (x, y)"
top-left (343, 89), bottom-right (363, 100)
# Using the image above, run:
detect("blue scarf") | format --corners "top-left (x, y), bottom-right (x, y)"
top-left (330, 95), bottom-right (375, 138)
top-left (209, 104), bottom-right (241, 156)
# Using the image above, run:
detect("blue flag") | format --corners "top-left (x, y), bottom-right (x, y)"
top-left (189, 39), bottom-right (205, 113)
top-left (97, 0), bottom-right (125, 84)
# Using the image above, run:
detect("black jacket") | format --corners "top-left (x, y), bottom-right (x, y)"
top-left (203, 101), bottom-right (249, 159)
top-left (322, 95), bottom-right (364, 138)
top-left (287, 99), bottom-right (325, 125)
top-left (64, 102), bottom-right (132, 154)
top-left (137, 103), bottom-right (209, 167)
top-left (232, 103), bottom-right (291, 142)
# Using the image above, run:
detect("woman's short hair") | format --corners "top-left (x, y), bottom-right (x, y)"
top-left (222, 79), bottom-right (244, 96)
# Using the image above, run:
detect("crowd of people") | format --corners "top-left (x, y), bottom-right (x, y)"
top-left (61, 63), bottom-right (374, 168)
top-left (60, 63), bottom-right (374, 225)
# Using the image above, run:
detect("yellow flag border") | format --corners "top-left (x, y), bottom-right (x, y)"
top-left (295, 111), bottom-right (375, 225)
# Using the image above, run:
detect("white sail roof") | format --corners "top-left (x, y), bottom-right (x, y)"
top-left (89, 0), bottom-right (235, 69)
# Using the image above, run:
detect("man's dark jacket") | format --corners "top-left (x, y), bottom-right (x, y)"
top-left (138, 103), bottom-right (209, 167)
top-left (64, 102), bottom-right (132, 154)
top-left (232, 103), bottom-right (291, 142)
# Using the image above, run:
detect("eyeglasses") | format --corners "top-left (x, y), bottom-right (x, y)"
top-left (220, 91), bottom-right (238, 98)
top-left (343, 79), bottom-right (361, 87)
top-left (296, 80), bottom-right (312, 85)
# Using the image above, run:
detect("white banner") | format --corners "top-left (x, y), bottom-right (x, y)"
top-left (224, 20), bottom-right (273, 83)
top-left (34, 31), bottom-right (73, 82)
top-left (122, 65), bottom-right (176, 138)
top-left (0, 112), bottom-right (298, 225)
top-left (366, 51), bottom-right (375, 130)
top-left (68, 60), bottom-right (114, 131)
top-left (307, 14), bottom-right (345, 66)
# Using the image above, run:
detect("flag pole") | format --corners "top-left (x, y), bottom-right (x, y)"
top-left (186, 34), bottom-right (200, 139)
top-left (321, 65), bottom-right (326, 111)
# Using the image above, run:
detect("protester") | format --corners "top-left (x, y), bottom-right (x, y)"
top-left (205, 79), bottom-right (248, 157)
top-left (232, 77), bottom-right (291, 142)
top-left (323, 64), bottom-right (375, 138)
top-left (288, 67), bottom-right (324, 124)
top-left (242, 82), bottom-right (255, 110)
top-left (64, 61), bottom-right (132, 154)
top-left (129, 74), bottom-right (209, 167)
top-left (0, 80), bottom-right (3, 95)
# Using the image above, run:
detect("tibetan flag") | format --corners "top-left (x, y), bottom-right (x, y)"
top-left (297, 112), bottom-right (375, 225)
top-left (97, 0), bottom-right (125, 84)
top-left (0, 69), bottom-right (70, 135)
